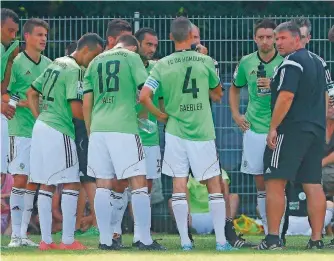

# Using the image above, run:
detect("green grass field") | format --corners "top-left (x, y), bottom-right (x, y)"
top-left (1, 234), bottom-right (333, 261)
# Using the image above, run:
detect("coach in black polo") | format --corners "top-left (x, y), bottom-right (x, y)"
top-left (258, 22), bottom-right (327, 250)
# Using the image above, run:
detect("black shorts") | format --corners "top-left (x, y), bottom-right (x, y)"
top-left (73, 119), bottom-right (95, 183)
top-left (263, 125), bottom-right (324, 184)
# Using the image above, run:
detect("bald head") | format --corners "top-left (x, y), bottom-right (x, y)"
top-left (170, 16), bottom-right (193, 43)
top-left (191, 24), bottom-right (200, 45)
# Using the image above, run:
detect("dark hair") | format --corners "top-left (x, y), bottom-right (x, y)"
top-left (134, 28), bottom-right (157, 42)
top-left (23, 18), bottom-right (49, 34)
top-left (291, 17), bottom-right (312, 34)
top-left (275, 21), bottom-right (301, 38)
top-left (152, 51), bottom-right (163, 60)
top-left (1, 8), bottom-right (19, 24)
top-left (65, 42), bottom-right (77, 55)
top-left (170, 16), bottom-right (192, 42)
top-left (106, 19), bottom-right (132, 38)
top-left (116, 34), bottom-right (139, 49)
top-left (254, 18), bottom-right (277, 35)
top-left (77, 33), bottom-right (104, 51)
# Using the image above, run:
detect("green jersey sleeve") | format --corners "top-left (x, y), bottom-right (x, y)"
top-left (31, 69), bottom-right (45, 94)
top-left (205, 57), bottom-right (220, 89)
top-left (129, 54), bottom-right (148, 89)
top-left (7, 60), bottom-right (18, 94)
top-left (66, 68), bottom-right (83, 101)
top-left (232, 58), bottom-right (247, 88)
top-left (83, 62), bottom-right (94, 94)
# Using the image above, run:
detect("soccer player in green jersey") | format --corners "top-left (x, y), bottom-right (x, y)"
top-left (7, 18), bottom-right (52, 248)
top-left (1, 8), bottom-right (19, 193)
top-left (83, 35), bottom-right (165, 251)
top-left (229, 19), bottom-right (283, 235)
top-left (140, 17), bottom-right (233, 251)
top-left (27, 33), bottom-right (103, 250)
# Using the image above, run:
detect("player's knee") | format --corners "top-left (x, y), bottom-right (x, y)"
top-left (206, 175), bottom-right (222, 194)
top-left (96, 178), bottom-right (113, 189)
top-left (26, 182), bottom-right (38, 191)
top-left (63, 182), bottom-right (81, 191)
top-left (129, 175), bottom-right (147, 190)
top-left (254, 175), bottom-right (265, 191)
top-left (40, 184), bottom-right (56, 193)
top-left (13, 174), bottom-right (28, 188)
top-left (172, 177), bottom-right (188, 193)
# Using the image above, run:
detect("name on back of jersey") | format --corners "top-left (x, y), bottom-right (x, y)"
top-left (180, 102), bottom-right (203, 112)
top-left (167, 55), bottom-right (205, 65)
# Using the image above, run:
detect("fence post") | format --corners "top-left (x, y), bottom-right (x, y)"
top-left (134, 11), bottom-right (140, 33)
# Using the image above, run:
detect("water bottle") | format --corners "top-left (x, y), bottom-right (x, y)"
top-left (8, 93), bottom-right (20, 108)
top-left (257, 62), bottom-right (270, 96)
top-left (137, 118), bottom-right (158, 134)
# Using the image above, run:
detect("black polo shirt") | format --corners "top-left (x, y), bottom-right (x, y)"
top-left (270, 48), bottom-right (326, 133)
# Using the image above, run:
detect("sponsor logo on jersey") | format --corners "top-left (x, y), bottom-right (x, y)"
top-left (25, 70), bottom-right (31, 75)
top-left (250, 70), bottom-right (256, 75)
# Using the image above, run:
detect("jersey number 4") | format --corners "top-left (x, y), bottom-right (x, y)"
top-left (97, 60), bottom-right (120, 94)
top-left (42, 69), bottom-right (60, 102)
top-left (182, 66), bottom-right (199, 98)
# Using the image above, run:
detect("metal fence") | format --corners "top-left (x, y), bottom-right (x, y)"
top-left (19, 13), bottom-right (334, 232)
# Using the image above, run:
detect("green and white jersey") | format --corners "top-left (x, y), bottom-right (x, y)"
top-left (138, 60), bottom-right (162, 146)
top-left (145, 50), bottom-right (220, 141)
top-left (32, 56), bottom-right (84, 139)
top-left (233, 51), bottom-right (283, 133)
top-left (83, 47), bottom-right (148, 134)
top-left (1, 40), bottom-right (19, 82)
top-left (8, 52), bottom-right (51, 138)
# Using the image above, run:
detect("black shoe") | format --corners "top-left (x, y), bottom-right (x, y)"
top-left (132, 241), bottom-right (140, 247)
top-left (98, 243), bottom-right (121, 250)
top-left (113, 234), bottom-right (127, 249)
top-left (326, 239), bottom-right (334, 248)
top-left (231, 234), bottom-right (257, 248)
top-left (137, 240), bottom-right (167, 251)
top-left (256, 235), bottom-right (282, 250)
top-left (305, 239), bottom-right (324, 250)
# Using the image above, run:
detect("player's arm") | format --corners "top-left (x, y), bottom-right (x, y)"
top-left (269, 61), bottom-right (303, 131)
top-left (1, 45), bottom-right (19, 95)
top-left (82, 66), bottom-right (94, 135)
top-left (67, 69), bottom-right (84, 121)
top-left (27, 70), bottom-right (47, 118)
top-left (322, 151), bottom-right (334, 167)
top-left (26, 87), bottom-right (40, 118)
top-left (139, 76), bottom-right (168, 123)
top-left (83, 92), bottom-right (93, 135)
top-left (205, 57), bottom-right (223, 102)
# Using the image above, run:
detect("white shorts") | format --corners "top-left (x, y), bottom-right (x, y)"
top-left (29, 120), bottom-right (80, 185)
top-left (1, 115), bottom-right (9, 173)
top-left (162, 133), bottom-right (220, 181)
top-left (87, 132), bottom-right (146, 180)
top-left (8, 136), bottom-right (31, 176)
top-left (190, 213), bottom-right (213, 234)
top-left (240, 129), bottom-right (267, 175)
top-left (143, 145), bottom-right (161, 180)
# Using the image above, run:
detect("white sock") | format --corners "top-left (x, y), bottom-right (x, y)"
top-left (325, 207), bottom-right (334, 227)
top-left (172, 193), bottom-right (191, 246)
top-left (133, 192), bottom-right (150, 243)
top-left (38, 190), bottom-right (53, 244)
top-left (10, 187), bottom-right (25, 238)
top-left (111, 190), bottom-right (127, 235)
top-left (95, 188), bottom-right (113, 246)
top-left (209, 193), bottom-right (226, 245)
top-left (131, 187), bottom-right (153, 245)
top-left (61, 189), bottom-right (79, 245)
top-left (257, 191), bottom-right (267, 235)
top-left (21, 190), bottom-right (36, 239)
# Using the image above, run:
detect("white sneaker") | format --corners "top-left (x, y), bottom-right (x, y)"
top-left (21, 237), bottom-right (39, 247)
top-left (8, 237), bottom-right (22, 248)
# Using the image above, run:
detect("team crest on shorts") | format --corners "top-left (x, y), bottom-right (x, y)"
top-left (19, 163), bottom-right (25, 170)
